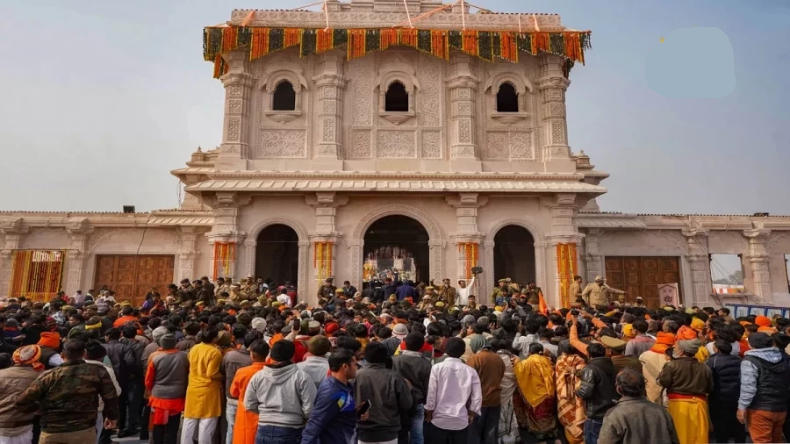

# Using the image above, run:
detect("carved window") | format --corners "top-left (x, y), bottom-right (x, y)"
top-left (272, 81), bottom-right (296, 111)
top-left (385, 81), bottom-right (409, 112)
top-left (496, 83), bottom-right (519, 112)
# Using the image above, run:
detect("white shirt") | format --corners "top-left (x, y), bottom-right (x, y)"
top-left (706, 341), bottom-right (740, 356)
top-left (276, 294), bottom-right (292, 307)
top-left (425, 357), bottom-right (482, 431)
top-left (456, 277), bottom-right (476, 306)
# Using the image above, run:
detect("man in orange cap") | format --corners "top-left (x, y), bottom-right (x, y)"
top-left (37, 332), bottom-right (62, 369)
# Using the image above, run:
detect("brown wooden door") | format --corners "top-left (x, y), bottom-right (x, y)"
top-left (94, 255), bottom-right (174, 306)
top-left (605, 256), bottom-right (681, 308)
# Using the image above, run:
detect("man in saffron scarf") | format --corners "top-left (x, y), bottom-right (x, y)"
top-left (658, 339), bottom-right (713, 444)
top-left (676, 322), bottom-right (709, 362)
top-left (555, 340), bottom-right (586, 444)
top-left (230, 340), bottom-right (269, 444)
top-left (145, 334), bottom-right (188, 444)
top-left (640, 330), bottom-right (675, 404)
top-left (513, 343), bottom-right (556, 441)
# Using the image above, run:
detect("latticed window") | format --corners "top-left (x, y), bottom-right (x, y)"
top-left (496, 83), bottom-right (519, 112)
top-left (10, 250), bottom-right (65, 301)
top-left (385, 81), bottom-right (409, 112)
top-left (272, 81), bottom-right (296, 111)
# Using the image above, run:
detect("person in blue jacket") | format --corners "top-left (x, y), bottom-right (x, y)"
top-left (301, 349), bottom-right (367, 444)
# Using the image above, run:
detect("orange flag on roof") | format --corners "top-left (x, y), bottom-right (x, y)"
top-left (538, 289), bottom-right (548, 315)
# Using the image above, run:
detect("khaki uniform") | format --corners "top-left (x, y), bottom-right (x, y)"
top-left (582, 282), bottom-right (624, 307)
top-left (491, 286), bottom-right (507, 302)
top-left (436, 285), bottom-right (456, 306)
top-left (569, 281), bottom-right (583, 301)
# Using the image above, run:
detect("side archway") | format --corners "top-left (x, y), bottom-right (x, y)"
top-left (349, 205), bottom-right (445, 289)
top-left (482, 219), bottom-right (546, 299)
top-left (244, 218), bottom-right (309, 297)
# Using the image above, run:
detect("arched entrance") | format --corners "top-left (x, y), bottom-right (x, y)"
top-left (494, 225), bottom-right (536, 286)
top-left (363, 215), bottom-right (429, 284)
top-left (255, 224), bottom-right (298, 286)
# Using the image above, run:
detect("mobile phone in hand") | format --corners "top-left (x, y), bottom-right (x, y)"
top-left (357, 400), bottom-right (371, 418)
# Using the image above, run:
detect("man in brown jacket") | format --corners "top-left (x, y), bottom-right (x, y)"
top-left (0, 345), bottom-right (43, 442)
top-left (658, 339), bottom-right (713, 444)
top-left (467, 340), bottom-right (505, 444)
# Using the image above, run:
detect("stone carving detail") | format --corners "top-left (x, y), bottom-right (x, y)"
top-left (323, 100), bottom-right (336, 115)
top-left (510, 132), bottom-right (533, 159)
top-left (547, 89), bottom-right (563, 101)
top-left (256, 130), bottom-right (306, 158)
top-left (232, 10), bottom-right (562, 31)
top-left (349, 131), bottom-right (372, 159)
top-left (228, 85), bottom-right (243, 97)
top-left (457, 88), bottom-right (472, 100)
top-left (485, 132), bottom-right (509, 159)
top-left (227, 118), bottom-right (241, 141)
top-left (421, 131), bottom-right (442, 158)
top-left (551, 121), bottom-right (565, 144)
top-left (228, 99), bottom-right (243, 113)
top-left (418, 56), bottom-right (442, 127)
top-left (485, 131), bottom-right (534, 160)
top-left (459, 120), bottom-right (471, 143)
top-left (458, 101), bottom-right (472, 116)
top-left (377, 131), bottom-right (416, 158)
top-left (352, 58), bottom-right (374, 126)
top-left (322, 87), bottom-right (338, 99)
top-left (322, 119), bottom-right (335, 142)
top-left (550, 102), bottom-right (564, 117)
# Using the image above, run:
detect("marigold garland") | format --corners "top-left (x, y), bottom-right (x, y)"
top-left (9, 250), bottom-right (65, 301)
top-left (204, 26), bottom-right (591, 78)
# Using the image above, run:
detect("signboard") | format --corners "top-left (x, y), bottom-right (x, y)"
top-left (658, 283), bottom-right (680, 307)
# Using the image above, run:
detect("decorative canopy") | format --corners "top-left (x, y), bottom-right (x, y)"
top-left (203, 25), bottom-right (591, 78)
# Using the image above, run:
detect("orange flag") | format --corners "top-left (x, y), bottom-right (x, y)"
top-left (538, 289), bottom-right (548, 315)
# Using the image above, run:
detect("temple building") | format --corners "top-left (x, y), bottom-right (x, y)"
top-left (2, 2), bottom-right (790, 311)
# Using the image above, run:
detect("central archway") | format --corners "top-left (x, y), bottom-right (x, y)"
top-left (256, 224), bottom-right (299, 287)
top-left (493, 225), bottom-right (536, 286)
top-left (363, 215), bottom-right (429, 284)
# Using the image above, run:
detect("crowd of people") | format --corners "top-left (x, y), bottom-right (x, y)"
top-left (0, 272), bottom-right (789, 444)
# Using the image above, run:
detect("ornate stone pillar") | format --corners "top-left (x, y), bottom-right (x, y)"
top-left (447, 54), bottom-right (479, 159)
top-left (536, 55), bottom-right (571, 161)
top-left (744, 227), bottom-right (772, 300)
top-left (583, 229), bottom-right (604, 284)
top-left (206, 192), bottom-right (250, 279)
top-left (446, 193), bottom-right (487, 300)
top-left (242, 238), bottom-right (257, 278)
top-left (0, 219), bottom-right (28, 297)
top-left (306, 192), bottom-right (348, 300)
top-left (682, 229), bottom-right (712, 306)
top-left (219, 51), bottom-right (254, 161)
top-left (177, 227), bottom-right (201, 281)
top-left (544, 194), bottom-right (581, 307)
top-left (314, 52), bottom-right (348, 158)
top-left (64, 219), bottom-right (93, 294)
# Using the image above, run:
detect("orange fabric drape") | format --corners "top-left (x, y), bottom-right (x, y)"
top-left (556, 243), bottom-right (578, 308)
top-left (314, 241), bottom-right (334, 282)
top-left (212, 242), bottom-right (236, 280)
top-left (9, 250), bottom-right (65, 301)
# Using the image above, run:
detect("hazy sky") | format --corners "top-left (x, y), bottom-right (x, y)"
top-left (1, 0), bottom-right (788, 214)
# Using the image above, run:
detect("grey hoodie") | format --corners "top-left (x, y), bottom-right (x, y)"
top-left (244, 363), bottom-right (317, 428)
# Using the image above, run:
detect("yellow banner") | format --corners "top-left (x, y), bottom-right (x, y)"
top-left (556, 243), bottom-right (578, 308)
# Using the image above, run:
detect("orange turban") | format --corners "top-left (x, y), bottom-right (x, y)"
top-left (676, 325), bottom-right (698, 341)
top-left (650, 332), bottom-right (676, 354)
top-left (13, 345), bottom-right (44, 372)
top-left (38, 332), bottom-right (61, 349)
top-left (755, 316), bottom-right (772, 327)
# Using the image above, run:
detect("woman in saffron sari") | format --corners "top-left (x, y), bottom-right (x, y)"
top-left (514, 343), bottom-right (558, 441)
top-left (554, 340), bottom-right (586, 444)
top-left (491, 339), bottom-right (520, 444)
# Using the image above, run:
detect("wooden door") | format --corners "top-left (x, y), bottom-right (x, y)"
top-left (605, 256), bottom-right (681, 308)
top-left (94, 255), bottom-right (174, 306)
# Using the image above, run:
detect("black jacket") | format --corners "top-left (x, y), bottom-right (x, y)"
top-left (354, 363), bottom-right (414, 442)
top-left (707, 352), bottom-right (741, 402)
top-left (392, 351), bottom-right (432, 405)
top-left (121, 337), bottom-right (146, 378)
top-left (576, 357), bottom-right (617, 419)
top-left (103, 340), bottom-right (135, 383)
top-left (744, 353), bottom-right (790, 412)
